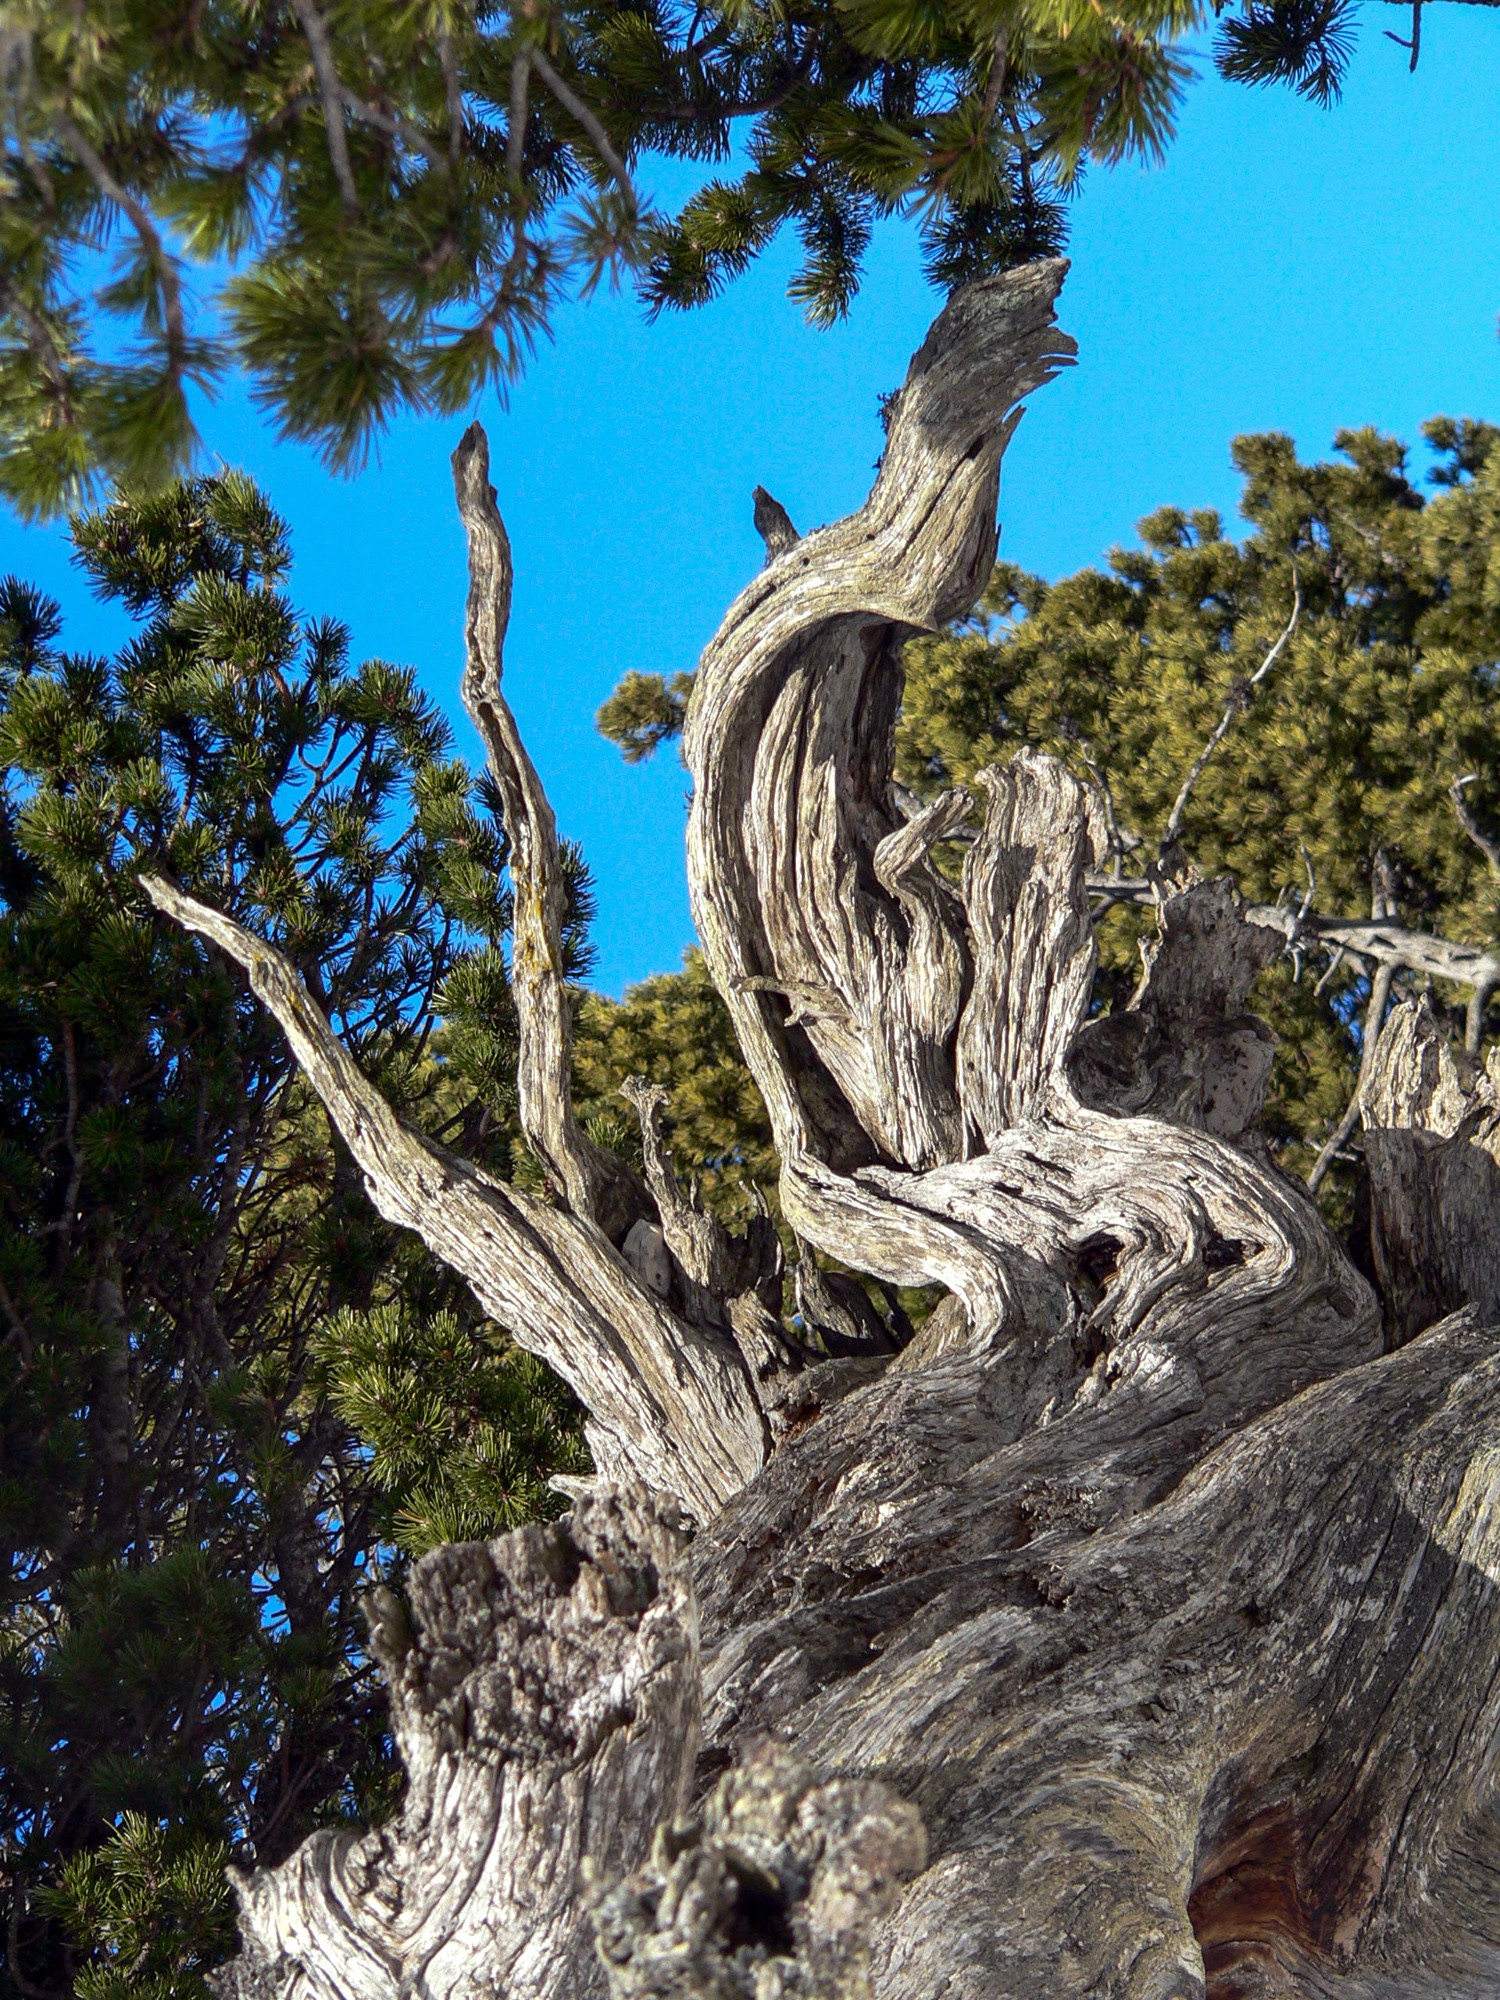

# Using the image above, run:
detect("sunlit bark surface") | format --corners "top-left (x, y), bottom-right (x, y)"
top-left (147, 262), bottom-right (1500, 2000)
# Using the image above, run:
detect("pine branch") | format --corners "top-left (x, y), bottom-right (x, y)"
top-left (51, 114), bottom-right (187, 362)
top-left (288, 0), bottom-right (361, 215)
top-left (530, 48), bottom-right (633, 192)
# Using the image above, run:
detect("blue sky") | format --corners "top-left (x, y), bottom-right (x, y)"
top-left (4, 15), bottom-right (1499, 994)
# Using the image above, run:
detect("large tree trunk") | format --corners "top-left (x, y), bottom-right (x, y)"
top-left (146, 260), bottom-right (1500, 2000)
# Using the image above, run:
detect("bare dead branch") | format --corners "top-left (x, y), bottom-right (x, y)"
top-left (1451, 774), bottom-right (1500, 880)
top-left (1159, 574), bottom-right (1301, 858)
top-left (139, 875), bottom-right (765, 1516)
top-left (1308, 851), bottom-right (1398, 1194)
top-left (506, 47), bottom-right (532, 180)
top-left (451, 422), bottom-right (641, 1238)
top-left (1085, 872), bottom-right (1500, 998)
top-left (337, 84), bottom-right (445, 166)
top-left (437, 23), bottom-right (465, 166)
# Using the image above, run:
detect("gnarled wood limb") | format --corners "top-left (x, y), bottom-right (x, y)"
top-left (692, 1312), bottom-right (1500, 2000)
top-left (139, 876), bottom-right (766, 1518)
top-left (686, 261), bottom-right (1077, 1174)
top-left (453, 423), bottom-right (645, 1242)
top-left (192, 268), bottom-right (1500, 2000)
top-left (209, 1487), bottom-right (700, 2000)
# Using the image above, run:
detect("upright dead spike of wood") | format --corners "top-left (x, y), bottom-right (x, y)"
top-left (452, 422), bottom-right (643, 1242)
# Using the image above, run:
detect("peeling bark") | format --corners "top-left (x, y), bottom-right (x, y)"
top-left (158, 263), bottom-right (1499, 2000)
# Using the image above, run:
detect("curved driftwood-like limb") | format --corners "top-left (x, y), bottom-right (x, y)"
top-left (686, 260), bottom-right (1077, 1174)
top-left (453, 422), bottom-right (643, 1241)
top-left (588, 1742), bottom-right (926, 2000)
top-left (140, 877), bottom-right (766, 1517)
top-left (1360, 998), bottom-right (1500, 1345)
top-left (209, 1488), bottom-right (699, 2000)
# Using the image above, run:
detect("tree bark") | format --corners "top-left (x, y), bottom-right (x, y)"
top-left (154, 261), bottom-right (1500, 2000)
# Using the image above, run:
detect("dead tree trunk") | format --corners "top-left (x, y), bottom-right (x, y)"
top-left (145, 260), bottom-right (1500, 2000)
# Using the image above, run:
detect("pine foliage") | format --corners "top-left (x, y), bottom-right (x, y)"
top-left (0, 475), bottom-right (583, 1999)
top-left (572, 948), bottom-right (778, 1222)
top-left (1, 0), bottom-right (1374, 514)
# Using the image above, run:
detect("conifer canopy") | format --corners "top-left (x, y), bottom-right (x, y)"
top-left (0, 0), bottom-right (1437, 515)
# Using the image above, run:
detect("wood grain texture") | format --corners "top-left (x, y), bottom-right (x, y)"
top-left (154, 264), bottom-right (1499, 2000)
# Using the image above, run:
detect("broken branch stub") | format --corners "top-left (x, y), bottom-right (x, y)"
top-left (1361, 998), bottom-right (1500, 1345)
top-left (209, 1487), bottom-right (701, 2000)
top-left (588, 1743), bottom-right (926, 2000)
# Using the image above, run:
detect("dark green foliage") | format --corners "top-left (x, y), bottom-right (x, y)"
top-left (902, 418), bottom-right (1500, 1200)
top-left (595, 669), bottom-right (694, 765)
top-left (0, 475), bottom-right (582, 1999)
top-left (2, 0), bottom-right (1312, 513)
top-left (600, 417), bottom-right (1500, 1214)
top-left (313, 1307), bottom-right (590, 1557)
top-left (1215, 0), bottom-right (1359, 106)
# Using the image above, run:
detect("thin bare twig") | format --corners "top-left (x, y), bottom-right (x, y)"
top-left (1451, 774), bottom-right (1500, 880)
top-left (1308, 852), bottom-right (1397, 1194)
top-left (437, 23), bottom-right (465, 166)
top-left (1159, 574), bottom-right (1302, 858)
top-left (338, 86), bottom-right (444, 166)
top-left (506, 47), bottom-right (532, 181)
top-left (288, 0), bottom-right (361, 215)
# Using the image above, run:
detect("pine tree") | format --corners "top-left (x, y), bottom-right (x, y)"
top-left (0, 0), bottom-right (1438, 514)
top-left (599, 416), bottom-right (1500, 1217)
top-left (0, 475), bottom-right (585, 1999)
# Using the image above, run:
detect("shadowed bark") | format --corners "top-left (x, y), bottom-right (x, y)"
top-left (149, 261), bottom-right (1499, 2000)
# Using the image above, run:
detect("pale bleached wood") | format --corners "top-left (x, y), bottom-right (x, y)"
top-left (140, 876), bottom-right (766, 1518)
top-left (210, 1487), bottom-right (701, 2000)
top-left (168, 263), bottom-right (1500, 2000)
top-left (1361, 997), bottom-right (1500, 1344)
top-left (452, 423), bottom-right (645, 1242)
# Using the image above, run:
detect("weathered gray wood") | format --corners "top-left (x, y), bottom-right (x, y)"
top-left (157, 264), bottom-right (1500, 2000)
top-left (453, 422), bottom-right (647, 1245)
top-left (589, 1742), bottom-right (926, 2000)
top-left (139, 877), bottom-right (767, 1518)
top-left (1361, 997), bottom-right (1500, 1345)
top-left (209, 1487), bottom-right (700, 2000)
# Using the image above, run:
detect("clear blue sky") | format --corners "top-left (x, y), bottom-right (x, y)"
top-left (4, 16), bottom-right (1499, 994)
